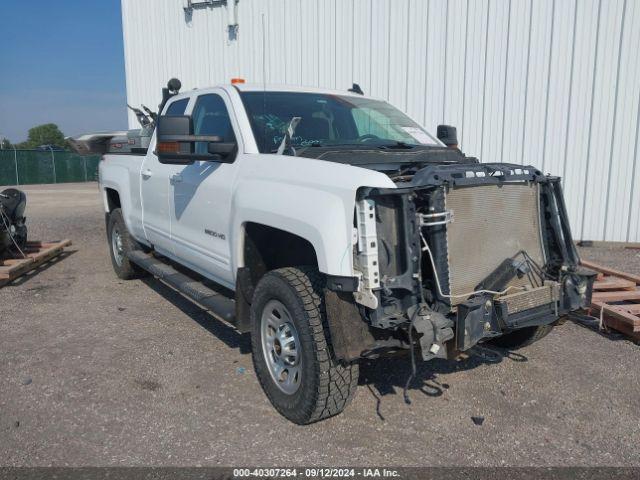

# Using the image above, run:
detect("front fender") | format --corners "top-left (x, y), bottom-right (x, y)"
top-left (231, 154), bottom-right (395, 277)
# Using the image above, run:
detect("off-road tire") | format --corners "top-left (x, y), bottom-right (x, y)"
top-left (250, 266), bottom-right (359, 424)
top-left (107, 208), bottom-right (147, 280)
top-left (490, 324), bottom-right (554, 350)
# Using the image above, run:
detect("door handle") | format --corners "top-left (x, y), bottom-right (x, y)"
top-left (170, 173), bottom-right (183, 184)
top-left (141, 169), bottom-right (152, 179)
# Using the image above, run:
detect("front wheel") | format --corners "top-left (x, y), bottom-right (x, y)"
top-left (250, 267), bottom-right (359, 424)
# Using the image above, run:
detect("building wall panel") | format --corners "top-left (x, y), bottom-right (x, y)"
top-left (121, 0), bottom-right (640, 242)
top-left (501, 0), bottom-right (532, 167)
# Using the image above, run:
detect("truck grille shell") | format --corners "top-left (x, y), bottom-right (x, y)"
top-left (444, 183), bottom-right (546, 306)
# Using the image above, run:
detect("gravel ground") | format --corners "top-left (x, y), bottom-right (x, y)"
top-left (0, 183), bottom-right (639, 467)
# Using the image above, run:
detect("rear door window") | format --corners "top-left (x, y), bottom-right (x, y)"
top-left (164, 98), bottom-right (189, 116)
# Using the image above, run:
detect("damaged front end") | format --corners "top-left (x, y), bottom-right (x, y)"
top-left (353, 162), bottom-right (595, 361)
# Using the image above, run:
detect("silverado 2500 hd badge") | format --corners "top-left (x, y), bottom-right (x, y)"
top-left (204, 229), bottom-right (226, 240)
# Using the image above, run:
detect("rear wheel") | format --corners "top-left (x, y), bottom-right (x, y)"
top-left (490, 324), bottom-right (554, 350)
top-left (250, 266), bottom-right (359, 424)
top-left (107, 208), bottom-right (147, 280)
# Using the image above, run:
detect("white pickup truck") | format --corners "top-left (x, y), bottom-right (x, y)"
top-left (73, 79), bottom-right (594, 424)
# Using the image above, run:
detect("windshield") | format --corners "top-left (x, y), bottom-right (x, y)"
top-left (240, 91), bottom-right (439, 153)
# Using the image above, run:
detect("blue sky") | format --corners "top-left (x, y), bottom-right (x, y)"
top-left (0, 1), bottom-right (127, 143)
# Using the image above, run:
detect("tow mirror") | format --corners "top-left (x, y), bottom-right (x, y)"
top-left (156, 115), bottom-right (236, 164)
top-left (437, 125), bottom-right (458, 149)
top-left (207, 141), bottom-right (236, 160)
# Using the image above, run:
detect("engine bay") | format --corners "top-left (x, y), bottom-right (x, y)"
top-left (353, 162), bottom-right (596, 360)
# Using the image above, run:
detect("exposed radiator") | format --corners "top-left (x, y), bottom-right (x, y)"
top-left (445, 183), bottom-right (546, 306)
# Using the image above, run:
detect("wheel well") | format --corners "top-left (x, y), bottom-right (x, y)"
top-left (242, 223), bottom-right (318, 293)
top-left (105, 188), bottom-right (121, 212)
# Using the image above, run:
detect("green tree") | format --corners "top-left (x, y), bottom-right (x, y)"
top-left (18, 123), bottom-right (67, 149)
top-left (0, 138), bottom-right (12, 149)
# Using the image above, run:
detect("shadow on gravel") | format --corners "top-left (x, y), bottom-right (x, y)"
top-left (138, 273), bottom-right (533, 422)
top-left (2, 250), bottom-right (76, 287)
top-left (358, 346), bottom-right (527, 421)
top-left (567, 313), bottom-right (638, 344)
top-left (141, 277), bottom-right (252, 354)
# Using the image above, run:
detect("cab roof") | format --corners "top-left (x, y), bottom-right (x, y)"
top-left (232, 83), bottom-right (376, 98)
top-left (172, 83), bottom-right (383, 102)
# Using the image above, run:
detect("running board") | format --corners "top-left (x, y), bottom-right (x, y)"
top-left (127, 250), bottom-right (235, 324)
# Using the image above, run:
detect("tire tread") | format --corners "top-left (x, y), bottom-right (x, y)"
top-left (107, 208), bottom-right (147, 280)
top-left (253, 266), bottom-right (358, 424)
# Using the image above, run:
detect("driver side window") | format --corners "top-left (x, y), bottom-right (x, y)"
top-left (192, 94), bottom-right (236, 154)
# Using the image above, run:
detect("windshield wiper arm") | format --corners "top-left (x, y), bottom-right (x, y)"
top-left (378, 141), bottom-right (415, 149)
top-left (276, 116), bottom-right (302, 156)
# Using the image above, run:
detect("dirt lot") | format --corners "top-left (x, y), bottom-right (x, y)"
top-left (1, 183), bottom-right (639, 467)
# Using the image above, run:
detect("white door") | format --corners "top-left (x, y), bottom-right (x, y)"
top-left (140, 97), bottom-right (190, 256)
top-left (168, 91), bottom-right (240, 288)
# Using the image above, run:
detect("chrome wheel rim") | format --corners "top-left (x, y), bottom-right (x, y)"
top-left (111, 227), bottom-right (124, 267)
top-left (260, 300), bottom-right (302, 395)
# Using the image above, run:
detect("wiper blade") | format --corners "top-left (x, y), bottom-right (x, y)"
top-left (275, 141), bottom-right (323, 152)
top-left (378, 141), bottom-right (416, 149)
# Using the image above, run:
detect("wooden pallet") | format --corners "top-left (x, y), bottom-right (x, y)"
top-left (0, 239), bottom-right (72, 287)
top-left (582, 259), bottom-right (640, 341)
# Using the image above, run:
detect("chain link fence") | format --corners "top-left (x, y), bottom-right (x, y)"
top-left (0, 149), bottom-right (101, 186)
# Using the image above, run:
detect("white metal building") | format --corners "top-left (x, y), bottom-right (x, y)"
top-left (121, 0), bottom-right (640, 242)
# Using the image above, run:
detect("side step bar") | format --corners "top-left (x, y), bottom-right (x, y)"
top-left (128, 250), bottom-right (235, 324)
